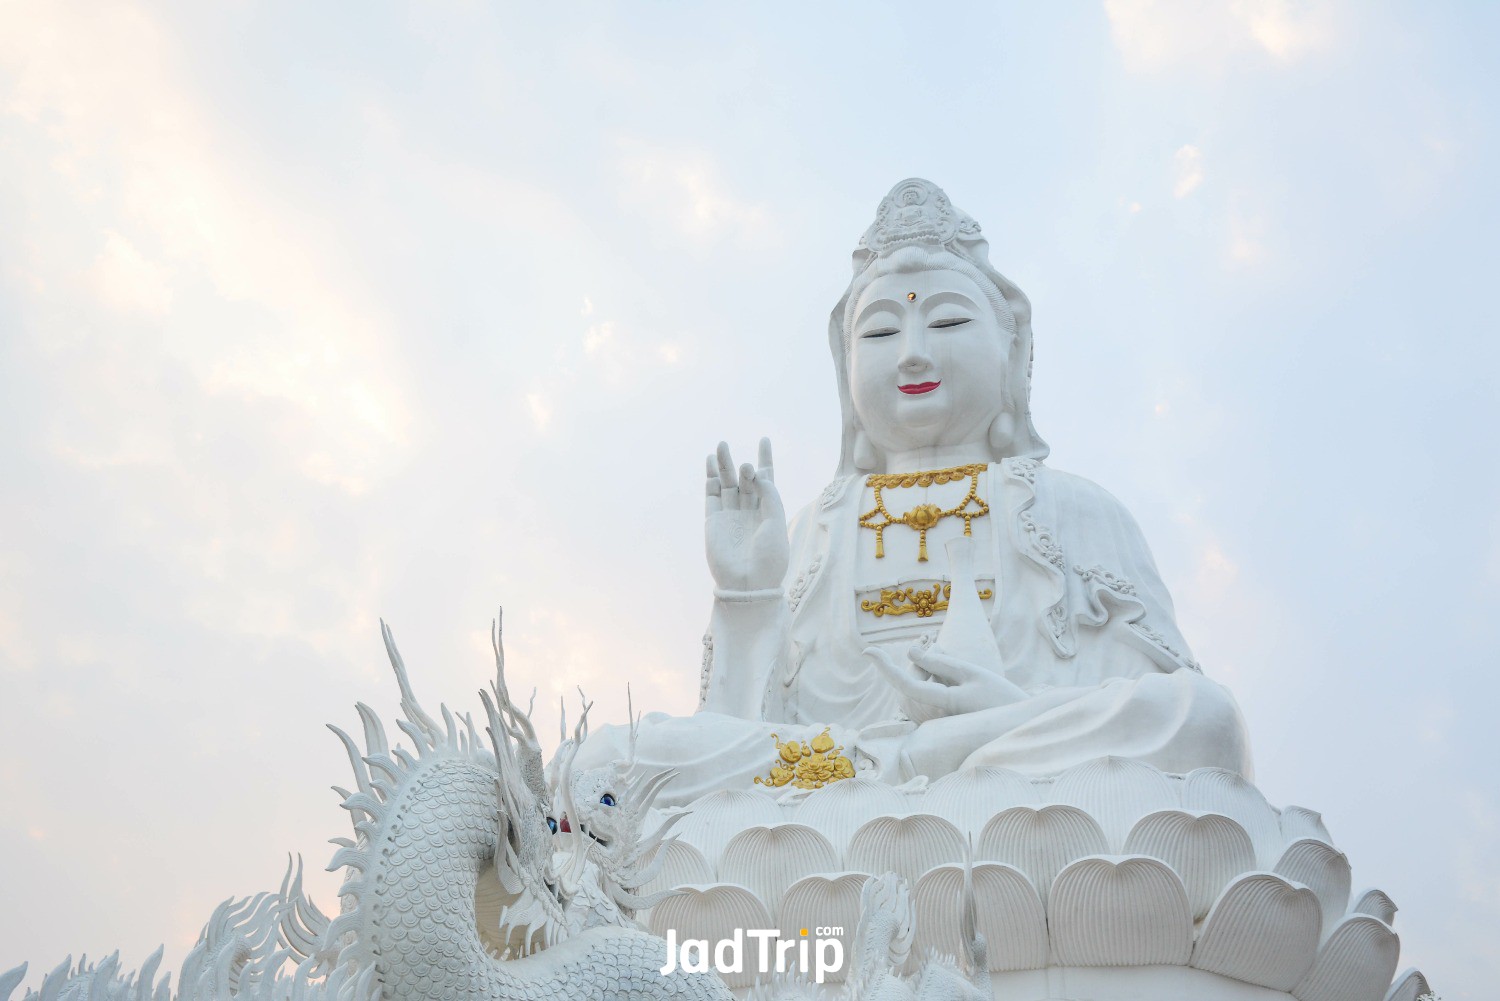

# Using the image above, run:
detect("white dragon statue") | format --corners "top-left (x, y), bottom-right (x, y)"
top-left (2, 614), bottom-right (733, 1001)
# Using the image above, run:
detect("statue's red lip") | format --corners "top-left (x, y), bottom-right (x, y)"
top-left (899, 381), bottom-right (941, 395)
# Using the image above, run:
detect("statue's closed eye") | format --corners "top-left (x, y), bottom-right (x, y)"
top-left (861, 328), bottom-right (899, 339)
top-left (929, 317), bottom-right (972, 329)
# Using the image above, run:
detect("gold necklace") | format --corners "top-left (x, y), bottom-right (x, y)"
top-left (858, 463), bottom-right (989, 562)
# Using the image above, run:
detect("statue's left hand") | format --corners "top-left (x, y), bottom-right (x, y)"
top-left (865, 643), bottom-right (1028, 720)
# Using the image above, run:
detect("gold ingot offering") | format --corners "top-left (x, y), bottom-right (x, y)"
top-left (755, 728), bottom-right (856, 790)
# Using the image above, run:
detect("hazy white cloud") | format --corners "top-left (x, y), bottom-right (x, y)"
top-left (525, 391), bottom-right (553, 430)
top-left (617, 141), bottom-right (769, 243)
top-left (1173, 144), bottom-right (1204, 198)
top-left (1, 1), bottom-right (414, 498)
top-left (92, 230), bottom-right (175, 316)
top-left (1105, 0), bottom-right (1332, 72)
top-left (583, 319), bottom-right (616, 355)
top-left (1227, 197), bottom-right (1267, 264)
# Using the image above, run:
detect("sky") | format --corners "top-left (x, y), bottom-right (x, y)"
top-left (1, 0), bottom-right (1497, 996)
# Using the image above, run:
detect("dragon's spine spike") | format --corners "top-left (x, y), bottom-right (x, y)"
top-left (394, 719), bottom-right (429, 757)
top-left (461, 712), bottom-right (481, 756)
top-left (0, 964), bottom-right (26, 1001)
top-left (327, 726), bottom-right (374, 801)
top-left (440, 704), bottom-right (459, 746)
top-left (627, 683), bottom-right (641, 762)
top-left (88, 953), bottom-right (119, 1001)
top-left (38, 955), bottom-right (71, 1001)
top-left (134, 948), bottom-right (163, 1001)
top-left (364, 750), bottom-right (400, 786)
top-left (352, 704), bottom-right (389, 762)
top-left (340, 792), bottom-right (384, 822)
top-left (379, 618), bottom-right (442, 745)
top-left (391, 747), bottom-right (417, 771)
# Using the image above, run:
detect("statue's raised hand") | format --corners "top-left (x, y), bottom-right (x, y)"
top-left (706, 438), bottom-right (789, 593)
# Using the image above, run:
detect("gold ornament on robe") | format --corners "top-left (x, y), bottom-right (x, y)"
top-left (859, 463), bottom-right (990, 561)
top-left (861, 581), bottom-right (994, 618)
top-left (754, 728), bottom-right (856, 790)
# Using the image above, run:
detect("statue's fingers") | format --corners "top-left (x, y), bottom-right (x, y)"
top-left (758, 437), bottom-right (774, 481)
top-left (716, 441), bottom-right (740, 509)
top-left (739, 463), bottom-right (760, 510)
top-left (865, 645), bottom-right (938, 700)
top-left (705, 456), bottom-right (723, 513)
top-left (757, 470), bottom-right (786, 526)
top-left (909, 646), bottom-right (980, 685)
top-left (705, 455), bottom-right (723, 514)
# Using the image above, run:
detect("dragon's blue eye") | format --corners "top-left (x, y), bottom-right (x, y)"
top-left (547, 817), bottom-right (558, 834)
top-left (599, 793), bottom-right (616, 807)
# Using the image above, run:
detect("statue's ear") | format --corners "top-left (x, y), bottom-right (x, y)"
top-left (853, 427), bottom-right (879, 471)
top-left (988, 411), bottom-right (1016, 454)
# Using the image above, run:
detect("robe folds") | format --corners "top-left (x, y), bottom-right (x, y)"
top-left (572, 459), bottom-right (1250, 807)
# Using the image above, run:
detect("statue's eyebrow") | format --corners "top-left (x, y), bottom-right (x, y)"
top-left (920, 290), bottom-right (981, 314)
top-left (854, 297), bottom-right (903, 328)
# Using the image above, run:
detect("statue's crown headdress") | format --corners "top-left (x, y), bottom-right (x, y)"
top-left (858, 178), bottom-right (983, 257)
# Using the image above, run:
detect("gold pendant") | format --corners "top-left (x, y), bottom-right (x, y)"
top-left (858, 463), bottom-right (990, 561)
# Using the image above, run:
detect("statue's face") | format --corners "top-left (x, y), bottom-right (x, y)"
top-left (849, 267), bottom-right (1009, 457)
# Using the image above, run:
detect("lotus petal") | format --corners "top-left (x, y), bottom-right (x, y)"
top-left (913, 863), bottom-right (1047, 972)
top-left (1049, 855), bottom-right (1193, 967)
top-left (1351, 887), bottom-right (1398, 926)
top-left (1182, 768), bottom-right (1284, 867)
top-left (1191, 871), bottom-right (1322, 990)
top-left (847, 814), bottom-right (966, 885)
top-left (1281, 805), bottom-right (1333, 845)
top-left (649, 884), bottom-right (773, 989)
top-left (1275, 839), bottom-right (1352, 939)
top-left (978, 805), bottom-right (1108, 903)
top-left (719, 825), bottom-right (839, 921)
top-left (1124, 810), bottom-right (1256, 920)
top-left (1383, 968), bottom-right (1432, 1001)
top-left (639, 838), bottom-right (715, 899)
top-left (1049, 756), bottom-right (1179, 849)
top-left (1293, 915), bottom-right (1400, 1001)
top-left (790, 778), bottom-right (908, 856)
top-left (675, 789), bottom-right (785, 868)
top-left (921, 766), bottom-right (1040, 837)
top-left (778, 873), bottom-right (871, 984)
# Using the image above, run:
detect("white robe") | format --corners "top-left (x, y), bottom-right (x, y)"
top-left (573, 459), bottom-right (1250, 806)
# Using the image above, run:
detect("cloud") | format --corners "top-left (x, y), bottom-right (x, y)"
top-left (1227, 196), bottom-right (1267, 264)
top-left (1104, 0), bottom-right (1332, 73)
top-left (525, 392), bottom-right (553, 430)
top-left (92, 230), bottom-right (175, 316)
top-left (617, 141), bottom-right (769, 243)
top-left (1, 1), bottom-right (413, 497)
top-left (1173, 145), bottom-right (1204, 198)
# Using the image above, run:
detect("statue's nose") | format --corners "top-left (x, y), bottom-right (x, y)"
top-left (898, 324), bottom-right (933, 373)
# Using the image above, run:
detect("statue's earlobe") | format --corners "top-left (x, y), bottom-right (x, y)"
top-left (853, 428), bottom-right (879, 471)
top-left (988, 412), bottom-right (1015, 455)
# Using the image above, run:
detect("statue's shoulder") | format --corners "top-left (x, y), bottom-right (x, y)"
top-left (998, 458), bottom-right (1136, 519)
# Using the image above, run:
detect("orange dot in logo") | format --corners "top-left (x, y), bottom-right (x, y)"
top-left (800, 928), bottom-right (808, 936)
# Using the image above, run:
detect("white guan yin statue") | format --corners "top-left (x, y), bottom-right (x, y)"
top-left (574, 177), bottom-right (1250, 804)
top-left (1, 180), bottom-right (1435, 1001)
